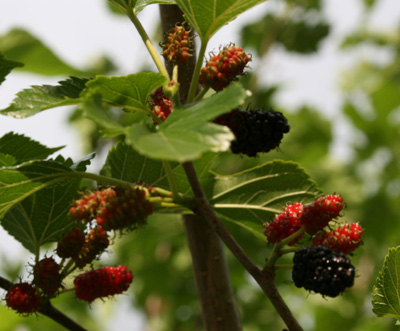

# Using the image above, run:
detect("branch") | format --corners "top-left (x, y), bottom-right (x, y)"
top-left (182, 162), bottom-right (303, 331)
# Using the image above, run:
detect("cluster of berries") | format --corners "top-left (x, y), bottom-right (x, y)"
top-left (69, 186), bottom-right (152, 232)
top-left (214, 108), bottom-right (290, 157)
top-left (4, 186), bottom-right (151, 314)
top-left (263, 194), bottom-right (363, 297)
top-left (5, 257), bottom-right (63, 314)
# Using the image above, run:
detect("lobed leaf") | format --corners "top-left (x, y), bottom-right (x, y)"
top-left (372, 246), bottom-right (400, 321)
top-left (175, 0), bottom-right (268, 42)
top-left (210, 160), bottom-right (320, 235)
top-left (0, 77), bottom-right (88, 118)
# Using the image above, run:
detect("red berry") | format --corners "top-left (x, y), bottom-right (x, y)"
top-left (149, 88), bottom-right (173, 122)
top-left (74, 226), bottom-right (109, 268)
top-left (56, 227), bottom-right (85, 259)
top-left (33, 257), bottom-right (61, 297)
top-left (161, 23), bottom-right (194, 65)
top-left (5, 283), bottom-right (40, 314)
top-left (199, 44), bottom-right (251, 91)
top-left (300, 194), bottom-right (344, 235)
top-left (312, 222), bottom-right (364, 255)
top-left (74, 265), bottom-right (133, 302)
top-left (264, 203), bottom-right (304, 246)
top-left (96, 187), bottom-right (152, 232)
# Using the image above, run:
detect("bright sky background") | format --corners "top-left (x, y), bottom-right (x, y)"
top-left (1, 0), bottom-right (400, 329)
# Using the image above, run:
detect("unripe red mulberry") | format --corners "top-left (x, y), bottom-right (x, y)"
top-left (199, 44), bottom-right (251, 91)
top-left (74, 227), bottom-right (109, 268)
top-left (149, 88), bottom-right (173, 122)
top-left (264, 203), bottom-right (304, 246)
top-left (33, 257), bottom-right (61, 297)
top-left (312, 222), bottom-right (364, 255)
top-left (5, 283), bottom-right (40, 314)
top-left (56, 227), bottom-right (85, 259)
top-left (161, 23), bottom-right (194, 65)
top-left (74, 265), bottom-right (133, 302)
top-left (96, 187), bottom-right (152, 232)
top-left (300, 194), bottom-right (344, 235)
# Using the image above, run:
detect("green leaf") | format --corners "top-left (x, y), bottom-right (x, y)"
top-left (81, 92), bottom-right (125, 137)
top-left (126, 82), bottom-right (247, 162)
top-left (0, 29), bottom-right (88, 76)
top-left (0, 53), bottom-right (23, 85)
top-left (0, 77), bottom-right (88, 118)
top-left (102, 140), bottom-right (216, 196)
top-left (210, 160), bottom-right (320, 237)
top-left (175, 0), bottom-right (268, 41)
top-left (108, 0), bottom-right (176, 15)
top-left (0, 153), bottom-right (17, 167)
top-left (372, 246), bottom-right (400, 320)
top-left (1, 180), bottom-right (79, 254)
top-left (85, 73), bottom-right (167, 113)
top-left (0, 160), bottom-right (75, 219)
top-left (371, 82), bottom-right (400, 116)
top-left (0, 132), bottom-right (64, 163)
top-left (133, 0), bottom-right (177, 14)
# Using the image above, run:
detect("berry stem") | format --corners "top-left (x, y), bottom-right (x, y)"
top-left (193, 85), bottom-right (210, 102)
top-left (274, 264), bottom-right (294, 271)
top-left (125, 9), bottom-right (170, 81)
top-left (187, 40), bottom-right (208, 103)
top-left (280, 247), bottom-right (300, 255)
top-left (264, 242), bottom-right (284, 271)
top-left (162, 160), bottom-right (181, 202)
top-left (280, 227), bottom-right (306, 246)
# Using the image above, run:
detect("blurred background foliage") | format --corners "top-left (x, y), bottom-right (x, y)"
top-left (1, 0), bottom-right (400, 330)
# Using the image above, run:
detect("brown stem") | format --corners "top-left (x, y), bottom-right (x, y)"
top-left (0, 276), bottom-right (86, 331)
top-left (182, 162), bottom-right (303, 331)
top-left (183, 214), bottom-right (241, 330)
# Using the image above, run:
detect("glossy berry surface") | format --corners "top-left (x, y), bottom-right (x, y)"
top-left (292, 245), bottom-right (355, 297)
top-left (56, 227), bottom-right (85, 259)
top-left (74, 265), bottom-right (133, 302)
top-left (264, 203), bottom-right (304, 246)
top-left (74, 226), bottom-right (109, 268)
top-left (214, 108), bottom-right (290, 157)
top-left (312, 222), bottom-right (364, 255)
top-left (300, 194), bottom-right (344, 235)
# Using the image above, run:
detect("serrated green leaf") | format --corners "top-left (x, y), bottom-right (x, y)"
top-left (0, 77), bottom-right (88, 118)
top-left (81, 92), bottom-right (125, 137)
top-left (0, 29), bottom-right (89, 76)
top-left (85, 73), bottom-right (167, 113)
top-left (126, 83), bottom-right (246, 162)
top-left (0, 53), bottom-right (23, 85)
top-left (0, 160), bottom-right (74, 219)
top-left (175, 0), bottom-right (268, 41)
top-left (1, 180), bottom-right (79, 254)
top-left (211, 160), bottom-right (320, 234)
top-left (372, 246), bottom-right (400, 320)
top-left (0, 132), bottom-right (64, 163)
